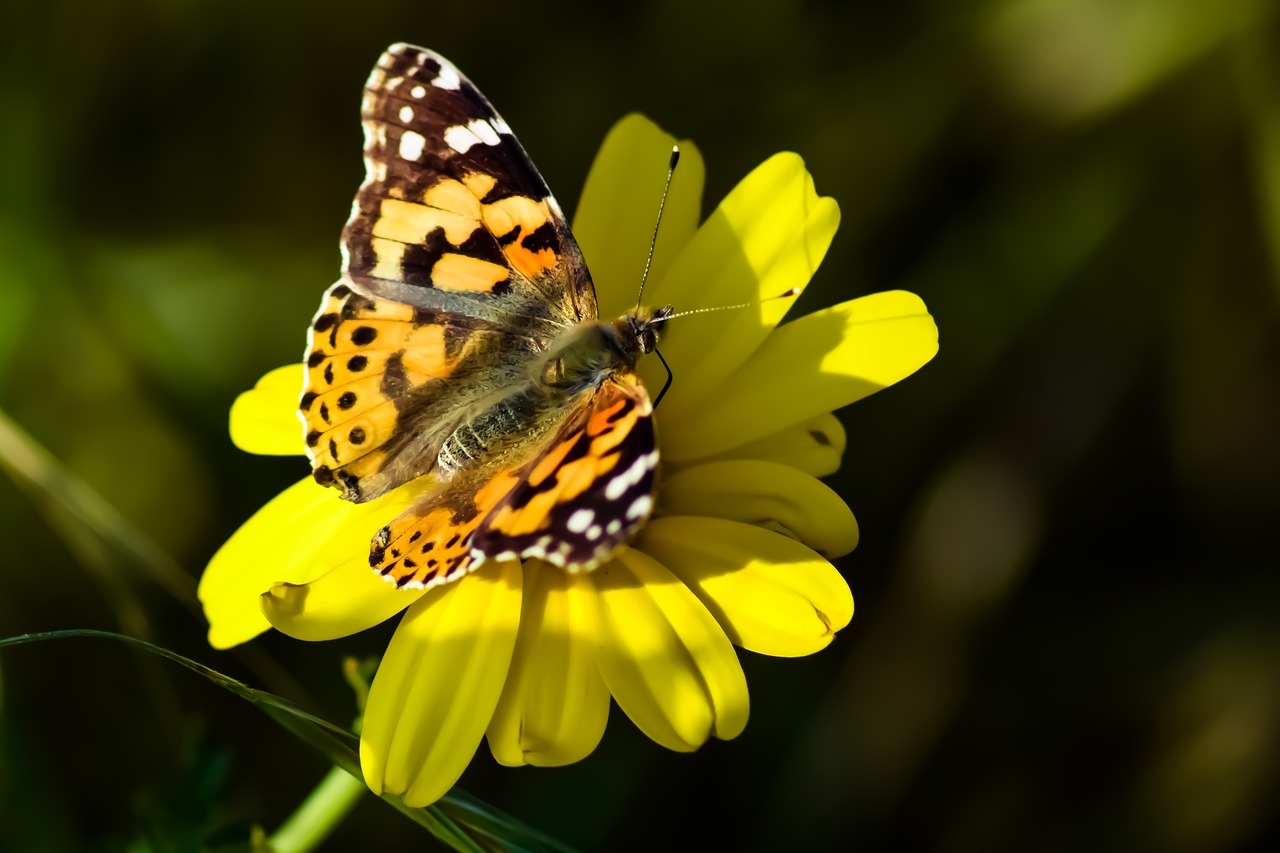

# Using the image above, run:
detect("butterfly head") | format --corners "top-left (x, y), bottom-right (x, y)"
top-left (623, 305), bottom-right (674, 358)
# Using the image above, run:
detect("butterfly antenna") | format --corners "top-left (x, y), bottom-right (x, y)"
top-left (635, 145), bottom-right (681, 311)
top-left (663, 287), bottom-right (802, 321)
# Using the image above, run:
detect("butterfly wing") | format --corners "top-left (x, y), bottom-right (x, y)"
top-left (373, 373), bottom-right (658, 588)
top-left (302, 44), bottom-right (599, 502)
top-left (301, 281), bottom-right (519, 500)
top-left (343, 43), bottom-right (597, 324)
top-left (472, 373), bottom-right (659, 570)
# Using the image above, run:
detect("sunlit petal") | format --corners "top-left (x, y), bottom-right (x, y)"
top-left (572, 114), bottom-right (705, 322)
top-left (361, 562), bottom-right (523, 807)
top-left (229, 364), bottom-right (305, 456)
top-left (663, 290), bottom-right (938, 460)
top-left (695, 412), bottom-right (847, 477)
top-left (487, 562), bottom-right (610, 767)
top-left (593, 548), bottom-right (748, 751)
top-left (200, 477), bottom-right (415, 648)
top-left (638, 154), bottom-right (840, 418)
top-left (638, 517), bottom-right (854, 657)
top-left (659, 459), bottom-right (858, 558)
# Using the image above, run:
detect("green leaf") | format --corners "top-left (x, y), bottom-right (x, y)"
top-left (0, 629), bottom-right (577, 853)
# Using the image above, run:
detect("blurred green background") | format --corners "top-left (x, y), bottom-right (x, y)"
top-left (3, 0), bottom-right (1279, 850)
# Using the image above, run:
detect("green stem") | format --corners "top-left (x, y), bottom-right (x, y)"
top-left (267, 765), bottom-right (368, 853)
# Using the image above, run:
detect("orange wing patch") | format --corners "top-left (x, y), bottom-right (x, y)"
top-left (301, 282), bottom-right (496, 501)
top-left (430, 253), bottom-right (512, 292)
top-left (481, 195), bottom-right (560, 279)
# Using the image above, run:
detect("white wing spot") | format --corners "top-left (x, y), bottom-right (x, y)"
top-left (491, 116), bottom-right (511, 135)
top-left (468, 118), bottom-right (501, 146)
top-left (567, 508), bottom-right (595, 533)
top-left (444, 123), bottom-right (482, 153)
top-left (432, 64), bottom-right (461, 90)
top-left (410, 85), bottom-right (427, 99)
top-left (606, 520), bottom-right (622, 535)
top-left (604, 450), bottom-right (658, 500)
top-left (626, 495), bottom-right (653, 521)
top-left (399, 130), bottom-right (426, 161)
top-left (398, 105), bottom-right (414, 123)
top-left (586, 525), bottom-right (602, 541)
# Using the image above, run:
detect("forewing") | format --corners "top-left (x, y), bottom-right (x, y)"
top-left (343, 43), bottom-right (597, 326)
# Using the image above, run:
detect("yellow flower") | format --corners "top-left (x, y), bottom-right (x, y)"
top-left (200, 114), bottom-right (938, 807)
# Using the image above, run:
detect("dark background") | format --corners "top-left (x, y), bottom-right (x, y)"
top-left (2, 1), bottom-right (1279, 851)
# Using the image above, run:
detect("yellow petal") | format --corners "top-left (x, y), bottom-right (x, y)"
top-left (639, 154), bottom-right (840, 420)
top-left (486, 561), bottom-right (610, 767)
top-left (229, 364), bottom-right (305, 456)
top-left (572, 114), bottom-right (705, 323)
top-left (361, 561), bottom-right (522, 807)
top-left (698, 413), bottom-right (847, 477)
top-left (663, 290), bottom-right (938, 461)
top-left (593, 548), bottom-right (748, 751)
top-left (261, 560), bottom-right (425, 642)
top-left (637, 517), bottom-right (854, 657)
top-left (199, 476), bottom-right (417, 649)
top-left (659, 459), bottom-right (858, 558)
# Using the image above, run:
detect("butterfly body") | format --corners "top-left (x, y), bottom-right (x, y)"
top-left (299, 44), bottom-right (667, 588)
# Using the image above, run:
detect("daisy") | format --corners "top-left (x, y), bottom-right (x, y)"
top-left (200, 113), bottom-right (938, 807)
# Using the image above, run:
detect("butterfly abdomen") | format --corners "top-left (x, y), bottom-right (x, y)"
top-left (436, 389), bottom-right (548, 479)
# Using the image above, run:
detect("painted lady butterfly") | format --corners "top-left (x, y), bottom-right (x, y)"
top-left (299, 44), bottom-right (669, 589)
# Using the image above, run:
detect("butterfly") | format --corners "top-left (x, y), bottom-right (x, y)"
top-left (298, 43), bottom-right (672, 589)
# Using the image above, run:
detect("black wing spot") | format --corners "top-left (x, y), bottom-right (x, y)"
top-left (336, 470), bottom-right (363, 500)
top-left (329, 438), bottom-right (339, 461)
top-left (521, 222), bottom-right (557, 254)
top-left (313, 313), bottom-right (338, 333)
top-left (337, 392), bottom-right (358, 410)
top-left (307, 350), bottom-right (325, 368)
top-left (347, 355), bottom-right (368, 372)
top-left (352, 326), bottom-right (378, 346)
top-left (306, 430), bottom-right (322, 447)
top-left (323, 362), bottom-right (335, 385)
top-left (331, 284), bottom-right (352, 300)
top-left (349, 427), bottom-right (366, 445)
top-left (319, 403), bottom-right (331, 423)
top-left (300, 391), bottom-right (318, 411)
top-left (313, 466), bottom-right (335, 486)
top-left (458, 227), bottom-right (508, 266)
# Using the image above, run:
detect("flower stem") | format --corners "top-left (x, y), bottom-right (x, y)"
top-left (268, 765), bottom-right (367, 853)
